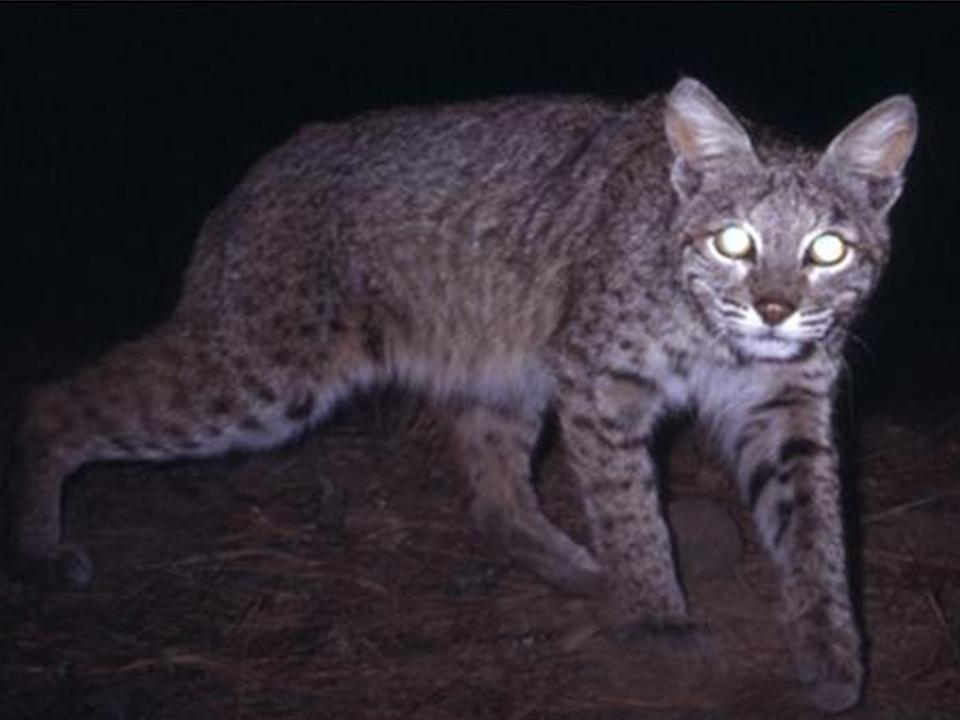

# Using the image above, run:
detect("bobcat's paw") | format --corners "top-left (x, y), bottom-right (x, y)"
top-left (595, 594), bottom-right (705, 654)
top-left (487, 515), bottom-right (604, 598)
top-left (606, 616), bottom-right (707, 655)
top-left (530, 548), bottom-right (605, 598)
top-left (790, 616), bottom-right (863, 713)
top-left (9, 542), bottom-right (94, 589)
top-left (794, 646), bottom-right (863, 713)
top-left (806, 676), bottom-right (862, 715)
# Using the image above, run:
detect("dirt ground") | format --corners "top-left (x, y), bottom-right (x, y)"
top-left (1, 341), bottom-right (959, 720)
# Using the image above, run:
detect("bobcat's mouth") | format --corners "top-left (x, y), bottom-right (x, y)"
top-left (735, 331), bottom-right (811, 362)
top-left (689, 280), bottom-right (828, 362)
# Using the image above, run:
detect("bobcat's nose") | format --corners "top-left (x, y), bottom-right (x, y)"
top-left (754, 298), bottom-right (796, 326)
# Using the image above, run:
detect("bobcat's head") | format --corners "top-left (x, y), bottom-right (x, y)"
top-left (666, 78), bottom-right (917, 362)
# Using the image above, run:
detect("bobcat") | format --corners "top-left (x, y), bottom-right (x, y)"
top-left (6, 77), bottom-right (916, 712)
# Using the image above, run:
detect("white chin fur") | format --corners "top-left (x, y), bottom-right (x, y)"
top-left (738, 335), bottom-right (806, 361)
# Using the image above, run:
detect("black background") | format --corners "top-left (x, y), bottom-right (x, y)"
top-left (2, 4), bottom-right (958, 406)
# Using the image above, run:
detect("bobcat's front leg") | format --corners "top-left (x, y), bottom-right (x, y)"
top-left (728, 375), bottom-right (862, 713)
top-left (555, 363), bottom-right (687, 637)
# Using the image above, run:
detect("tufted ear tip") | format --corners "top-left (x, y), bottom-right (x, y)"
top-left (667, 77), bottom-right (712, 105)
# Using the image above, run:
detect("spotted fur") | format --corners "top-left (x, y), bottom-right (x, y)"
top-left (7, 78), bottom-right (916, 712)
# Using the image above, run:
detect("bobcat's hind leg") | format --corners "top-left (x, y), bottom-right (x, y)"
top-left (453, 403), bottom-right (602, 597)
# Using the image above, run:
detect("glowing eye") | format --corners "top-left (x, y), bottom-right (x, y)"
top-left (713, 225), bottom-right (754, 259)
top-left (807, 233), bottom-right (848, 266)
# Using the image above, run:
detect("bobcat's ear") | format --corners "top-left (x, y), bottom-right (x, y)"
top-left (665, 77), bottom-right (760, 199)
top-left (817, 95), bottom-right (917, 213)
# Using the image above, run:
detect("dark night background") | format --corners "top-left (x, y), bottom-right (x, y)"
top-left (3, 8), bottom-right (960, 717)
top-left (1, 4), bottom-right (959, 409)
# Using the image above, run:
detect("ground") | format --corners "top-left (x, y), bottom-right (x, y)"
top-left (1, 342), bottom-right (958, 720)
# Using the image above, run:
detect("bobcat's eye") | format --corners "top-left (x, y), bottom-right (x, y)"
top-left (806, 232), bottom-right (848, 267)
top-left (712, 225), bottom-right (754, 260)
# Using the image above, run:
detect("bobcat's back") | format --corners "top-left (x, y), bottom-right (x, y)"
top-left (175, 95), bottom-right (671, 399)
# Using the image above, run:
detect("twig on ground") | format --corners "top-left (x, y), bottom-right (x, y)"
top-left (925, 590), bottom-right (960, 667)
top-left (865, 494), bottom-right (950, 524)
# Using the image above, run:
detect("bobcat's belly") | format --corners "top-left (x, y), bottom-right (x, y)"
top-left (390, 345), bottom-right (554, 411)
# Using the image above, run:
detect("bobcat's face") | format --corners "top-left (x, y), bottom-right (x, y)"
top-left (663, 78), bottom-right (915, 363)
top-left (678, 170), bottom-right (888, 362)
